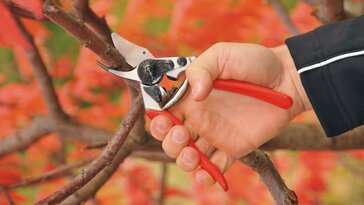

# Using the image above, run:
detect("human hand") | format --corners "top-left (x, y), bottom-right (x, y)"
top-left (149, 43), bottom-right (311, 186)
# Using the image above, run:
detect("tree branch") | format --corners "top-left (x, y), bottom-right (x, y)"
top-left (60, 135), bottom-right (140, 204)
top-left (6, 158), bottom-right (94, 190)
top-left (0, 117), bottom-right (51, 158)
top-left (240, 150), bottom-right (298, 205)
top-left (42, 0), bottom-right (130, 72)
top-left (304, 0), bottom-right (345, 23)
top-left (156, 163), bottom-right (167, 205)
top-left (262, 123), bottom-right (364, 150)
top-left (5, 0), bottom-right (43, 20)
top-left (0, 185), bottom-right (15, 205)
top-left (35, 94), bottom-right (143, 205)
top-left (269, 0), bottom-right (299, 35)
top-left (72, 0), bottom-right (113, 45)
top-left (71, 0), bottom-right (147, 145)
top-left (14, 14), bottom-right (68, 120)
top-left (0, 117), bottom-right (111, 158)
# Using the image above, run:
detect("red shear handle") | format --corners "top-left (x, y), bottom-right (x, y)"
top-left (146, 110), bottom-right (229, 192)
top-left (213, 80), bottom-right (293, 109)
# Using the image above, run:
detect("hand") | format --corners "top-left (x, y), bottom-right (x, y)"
top-left (150, 43), bottom-right (311, 186)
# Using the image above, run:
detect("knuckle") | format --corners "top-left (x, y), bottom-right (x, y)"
top-left (211, 42), bottom-right (225, 51)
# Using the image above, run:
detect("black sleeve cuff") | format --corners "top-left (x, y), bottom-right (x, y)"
top-left (285, 16), bottom-right (364, 137)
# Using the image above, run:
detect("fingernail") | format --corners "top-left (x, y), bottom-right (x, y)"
top-left (195, 172), bottom-right (203, 184)
top-left (182, 152), bottom-right (193, 164)
top-left (172, 130), bottom-right (186, 143)
top-left (192, 82), bottom-right (202, 98)
top-left (155, 121), bottom-right (167, 133)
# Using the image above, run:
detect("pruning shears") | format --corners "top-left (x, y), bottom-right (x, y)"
top-left (98, 33), bottom-right (293, 191)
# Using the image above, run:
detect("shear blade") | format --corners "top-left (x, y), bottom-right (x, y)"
top-left (111, 33), bottom-right (154, 67)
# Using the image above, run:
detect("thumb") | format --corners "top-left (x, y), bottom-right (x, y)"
top-left (186, 43), bottom-right (223, 101)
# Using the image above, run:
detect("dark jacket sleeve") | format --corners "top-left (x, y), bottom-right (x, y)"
top-left (285, 15), bottom-right (364, 137)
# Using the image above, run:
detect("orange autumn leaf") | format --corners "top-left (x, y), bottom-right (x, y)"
top-left (22, 18), bottom-right (50, 41)
top-left (13, 46), bottom-right (33, 78)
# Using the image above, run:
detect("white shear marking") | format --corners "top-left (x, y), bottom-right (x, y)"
top-left (298, 50), bottom-right (364, 74)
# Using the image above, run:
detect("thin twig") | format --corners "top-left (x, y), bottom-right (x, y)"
top-left (0, 117), bottom-right (110, 158)
top-left (60, 135), bottom-right (140, 204)
top-left (131, 150), bottom-right (173, 162)
top-left (269, 0), bottom-right (299, 35)
top-left (0, 185), bottom-right (15, 205)
top-left (2, 0), bottom-right (48, 21)
top-left (0, 117), bottom-right (51, 158)
top-left (14, 16), bottom-right (68, 120)
top-left (35, 94), bottom-right (143, 205)
top-left (156, 163), bottom-right (167, 205)
top-left (7, 158), bottom-right (94, 189)
top-left (240, 150), bottom-right (298, 205)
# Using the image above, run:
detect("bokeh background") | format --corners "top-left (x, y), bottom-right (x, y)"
top-left (1, 0), bottom-right (364, 204)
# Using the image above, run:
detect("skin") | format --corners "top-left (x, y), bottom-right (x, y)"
top-left (149, 43), bottom-right (312, 186)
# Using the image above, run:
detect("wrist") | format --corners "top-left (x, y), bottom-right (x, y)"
top-left (271, 45), bottom-right (312, 115)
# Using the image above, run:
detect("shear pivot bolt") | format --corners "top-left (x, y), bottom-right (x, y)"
top-left (177, 57), bottom-right (187, 66)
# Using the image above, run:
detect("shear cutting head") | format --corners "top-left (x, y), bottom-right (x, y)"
top-left (98, 33), bottom-right (195, 111)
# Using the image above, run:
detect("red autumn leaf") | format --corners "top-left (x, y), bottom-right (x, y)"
top-left (0, 167), bottom-right (22, 185)
top-left (0, 2), bottom-right (33, 50)
top-left (291, 2), bottom-right (321, 33)
top-left (348, 150), bottom-right (364, 160)
top-left (164, 187), bottom-right (189, 198)
top-left (0, 191), bottom-right (27, 205)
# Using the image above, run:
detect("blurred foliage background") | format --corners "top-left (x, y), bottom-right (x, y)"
top-left (1, 0), bottom-right (364, 204)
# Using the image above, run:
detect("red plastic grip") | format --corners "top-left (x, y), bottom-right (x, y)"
top-left (213, 80), bottom-right (293, 109)
top-left (146, 110), bottom-right (229, 191)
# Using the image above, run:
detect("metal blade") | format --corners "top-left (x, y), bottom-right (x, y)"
top-left (97, 60), bottom-right (140, 81)
top-left (111, 33), bottom-right (154, 67)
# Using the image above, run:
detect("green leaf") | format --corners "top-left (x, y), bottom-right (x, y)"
top-left (108, 90), bottom-right (122, 104)
top-left (280, 0), bottom-right (298, 13)
top-left (194, 19), bottom-right (205, 28)
top-left (145, 16), bottom-right (171, 36)
top-left (44, 23), bottom-right (79, 62)
top-left (79, 100), bottom-right (92, 108)
top-left (111, 0), bottom-right (128, 21)
top-left (0, 47), bottom-right (23, 84)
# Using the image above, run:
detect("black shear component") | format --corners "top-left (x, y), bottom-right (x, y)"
top-left (137, 59), bottom-right (174, 85)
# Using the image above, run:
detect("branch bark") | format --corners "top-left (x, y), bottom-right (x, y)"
top-left (71, 0), bottom-right (147, 145)
top-left (42, 0), bottom-right (130, 72)
top-left (60, 135), bottom-right (140, 204)
top-left (156, 163), bottom-right (167, 205)
top-left (0, 117), bottom-right (111, 158)
top-left (0, 116), bottom-right (51, 157)
top-left (304, 0), bottom-right (345, 23)
top-left (0, 185), bottom-right (15, 205)
top-left (5, 1), bottom-right (44, 20)
top-left (35, 94), bottom-right (143, 205)
top-left (240, 150), bottom-right (298, 205)
top-left (262, 123), bottom-right (364, 150)
top-left (15, 15), bottom-right (68, 120)
top-left (269, 0), bottom-right (299, 35)
top-left (7, 158), bottom-right (94, 190)
top-left (72, 0), bottom-right (113, 45)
